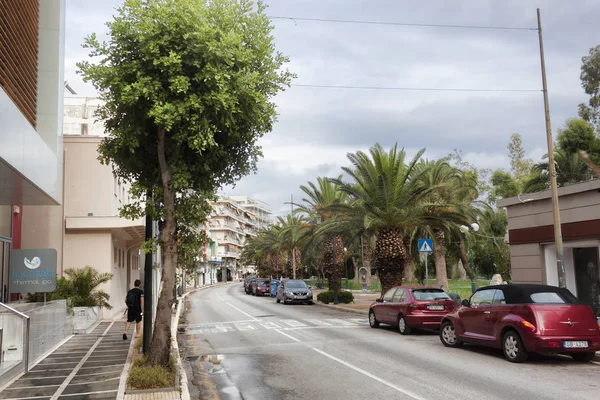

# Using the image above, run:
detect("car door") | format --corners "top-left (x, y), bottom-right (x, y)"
top-left (483, 288), bottom-right (507, 340)
top-left (375, 288), bottom-right (398, 324)
top-left (388, 289), bottom-right (407, 320)
top-left (458, 289), bottom-right (496, 340)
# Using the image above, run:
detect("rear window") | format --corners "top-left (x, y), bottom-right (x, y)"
top-left (257, 279), bottom-right (269, 284)
top-left (530, 291), bottom-right (577, 304)
top-left (412, 289), bottom-right (451, 301)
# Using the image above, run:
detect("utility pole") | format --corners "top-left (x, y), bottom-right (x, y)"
top-left (332, 236), bottom-right (339, 304)
top-left (537, 8), bottom-right (566, 288)
top-left (291, 194), bottom-right (296, 279)
top-left (143, 190), bottom-right (153, 354)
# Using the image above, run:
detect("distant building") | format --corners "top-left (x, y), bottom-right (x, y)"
top-left (205, 195), bottom-right (271, 279)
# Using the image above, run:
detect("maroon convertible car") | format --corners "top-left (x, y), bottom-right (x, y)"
top-left (439, 284), bottom-right (600, 363)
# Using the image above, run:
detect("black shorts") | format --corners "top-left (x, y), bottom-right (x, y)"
top-left (127, 308), bottom-right (142, 323)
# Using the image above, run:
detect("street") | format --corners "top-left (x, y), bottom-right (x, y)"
top-left (179, 284), bottom-right (600, 400)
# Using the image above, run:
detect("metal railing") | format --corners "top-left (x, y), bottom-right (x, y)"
top-left (0, 302), bottom-right (30, 376)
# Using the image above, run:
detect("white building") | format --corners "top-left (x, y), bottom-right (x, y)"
top-left (206, 195), bottom-right (271, 279)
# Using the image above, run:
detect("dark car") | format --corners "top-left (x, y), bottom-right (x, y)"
top-left (369, 286), bottom-right (457, 334)
top-left (276, 279), bottom-right (313, 305)
top-left (439, 284), bottom-right (600, 363)
top-left (243, 275), bottom-right (254, 291)
top-left (253, 278), bottom-right (271, 296)
top-left (245, 277), bottom-right (256, 295)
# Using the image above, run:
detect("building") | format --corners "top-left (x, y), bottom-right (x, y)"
top-left (1, 0), bottom-right (66, 303)
top-left (205, 195), bottom-right (269, 279)
top-left (498, 179), bottom-right (600, 315)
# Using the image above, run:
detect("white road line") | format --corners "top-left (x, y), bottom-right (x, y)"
top-left (234, 323), bottom-right (257, 331)
top-left (49, 320), bottom-right (115, 400)
top-left (304, 319), bottom-right (332, 326)
top-left (259, 321), bottom-right (281, 329)
top-left (57, 389), bottom-right (118, 397)
top-left (325, 319), bottom-right (358, 326)
top-left (273, 329), bottom-right (427, 400)
top-left (218, 294), bottom-right (258, 321)
top-left (280, 319), bottom-right (307, 327)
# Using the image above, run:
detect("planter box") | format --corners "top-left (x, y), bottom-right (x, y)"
top-left (125, 349), bottom-right (180, 396)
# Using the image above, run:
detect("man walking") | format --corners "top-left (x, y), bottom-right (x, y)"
top-left (123, 279), bottom-right (144, 340)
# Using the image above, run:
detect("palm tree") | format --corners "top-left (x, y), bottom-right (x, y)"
top-left (63, 266), bottom-right (113, 309)
top-left (296, 176), bottom-right (349, 290)
top-left (332, 144), bottom-right (453, 294)
top-left (523, 147), bottom-right (594, 193)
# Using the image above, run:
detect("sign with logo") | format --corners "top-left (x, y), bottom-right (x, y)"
top-left (9, 249), bottom-right (57, 293)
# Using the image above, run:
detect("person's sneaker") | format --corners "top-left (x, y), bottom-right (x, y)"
top-left (123, 333), bottom-right (127, 340)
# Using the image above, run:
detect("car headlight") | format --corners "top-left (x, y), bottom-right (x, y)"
top-left (307, 290), bottom-right (312, 296)
top-left (285, 291), bottom-right (294, 296)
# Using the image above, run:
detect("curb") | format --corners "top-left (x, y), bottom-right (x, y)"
top-left (315, 301), bottom-right (369, 315)
top-left (116, 329), bottom-right (137, 400)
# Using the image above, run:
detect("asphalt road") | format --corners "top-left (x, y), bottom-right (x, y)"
top-left (179, 284), bottom-right (600, 400)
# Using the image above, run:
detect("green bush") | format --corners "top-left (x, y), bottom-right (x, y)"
top-left (317, 290), bottom-right (354, 304)
top-left (128, 356), bottom-right (175, 390)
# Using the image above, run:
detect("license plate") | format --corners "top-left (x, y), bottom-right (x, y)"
top-left (427, 305), bottom-right (444, 311)
top-left (563, 341), bottom-right (588, 349)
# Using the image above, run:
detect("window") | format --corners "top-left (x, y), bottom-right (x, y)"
top-left (470, 289), bottom-right (496, 306)
top-left (530, 292), bottom-right (574, 304)
top-left (382, 288), bottom-right (397, 302)
top-left (492, 290), bottom-right (506, 305)
top-left (412, 289), bottom-right (451, 301)
top-left (114, 247), bottom-right (118, 266)
top-left (392, 289), bottom-right (406, 303)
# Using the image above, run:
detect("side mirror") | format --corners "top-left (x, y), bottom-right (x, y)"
top-left (376, 298), bottom-right (383, 303)
top-left (461, 299), bottom-right (470, 307)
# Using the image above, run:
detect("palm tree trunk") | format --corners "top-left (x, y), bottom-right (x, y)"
top-left (403, 237), bottom-right (415, 282)
top-left (375, 229), bottom-right (405, 294)
top-left (361, 235), bottom-right (372, 275)
top-left (334, 235), bottom-right (344, 291)
top-left (323, 237), bottom-right (334, 287)
top-left (433, 228), bottom-right (449, 291)
top-left (294, 247), bottom-right (302, 279)
top-left (457, 238), bottom-right (475, 280)
top-left (353, 256), bottom-right (360, 285)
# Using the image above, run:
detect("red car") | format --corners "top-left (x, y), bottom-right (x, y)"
top-left (253, 278), bottom-right (271, 296)
top-left (439, 284), bottom-right (600, 363)
top-left (369, 286), bottom-right (458, 334)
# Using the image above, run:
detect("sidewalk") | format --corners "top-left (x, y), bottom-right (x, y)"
top-left (0, 320), bottom-right (129, 400)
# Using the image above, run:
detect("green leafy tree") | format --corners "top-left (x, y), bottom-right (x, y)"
top-left (78, 0), bottom-right (293, 365)
top-left (64, 266), bottom-right (113, 309)
top-left (556, 118), bottom-right (600, 177)
top-left (523, 147), bottom-right (594, 193)
top-left (578, 45), bottom-right (600, 130)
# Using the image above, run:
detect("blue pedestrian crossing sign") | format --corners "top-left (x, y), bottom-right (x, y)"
top-left (418, 238), bottom-right (433, 253)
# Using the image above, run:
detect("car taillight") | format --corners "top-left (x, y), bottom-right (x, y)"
top-left (521, 320), bottom-right (537, 333)
top-left (409, 303), bottom-right (418, 309)
top-left (591, 341), bottom-right (600, 348)
top-left (547, 341), bottom-right (560, 348)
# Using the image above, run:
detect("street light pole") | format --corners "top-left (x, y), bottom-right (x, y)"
top-left (537, 8), bottom-right (566, 288)
top-left (332, 236), bottom-right (339, 304)
top-left (143, 189), bottom-right (153, 354)
top-left (344, 247), bottom-right (348, 289)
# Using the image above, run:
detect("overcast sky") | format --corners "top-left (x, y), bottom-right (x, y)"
top-left (64, 0), bottom-right (600, 216)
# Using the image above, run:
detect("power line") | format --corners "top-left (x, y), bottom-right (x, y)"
top-left (291, 84), bottom-right (541, 93)
top-left (268, 16), bottom-right (537, 32)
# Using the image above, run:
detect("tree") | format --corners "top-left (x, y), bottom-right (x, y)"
top-left (523, 147), bottom-right (594, 193)
top-left (64, 266), bottom-right (113, 309)
top-left (578, 45), bottom-right (600, 130)
top-left (508, 133), bottom-right (534, 186)
top-left (490, 170), bottom-right (520, 199)
top-left (556, 118), bottom-right (600, 177)
top-left (78, 0), bottom-right (293, 366)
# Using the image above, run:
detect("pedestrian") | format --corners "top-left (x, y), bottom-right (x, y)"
top-left (123, 279), bottom-right (144, 340)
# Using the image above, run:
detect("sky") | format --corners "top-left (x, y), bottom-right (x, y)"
top-left (64, 0), bottom-right (600, 216)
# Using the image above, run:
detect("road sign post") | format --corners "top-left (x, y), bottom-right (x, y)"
top-left (418, 239), bottom-right (433, 285)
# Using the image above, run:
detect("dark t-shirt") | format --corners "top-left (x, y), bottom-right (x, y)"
top-left (126, 288), bottom-right (144, 311)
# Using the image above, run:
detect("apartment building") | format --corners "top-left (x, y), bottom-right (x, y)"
top-left (207, 195), bottom-right (270, 279)
top-left (1, 0), bottom-right (66, 303)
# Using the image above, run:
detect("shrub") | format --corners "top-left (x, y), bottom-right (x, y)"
top-left (128, 356), bottom-right (175, 390)
top-left (317, 290), bottom-right (354, 304)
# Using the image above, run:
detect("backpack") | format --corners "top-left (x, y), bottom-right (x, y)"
top-left (126, 290), bottom-right (136, 308)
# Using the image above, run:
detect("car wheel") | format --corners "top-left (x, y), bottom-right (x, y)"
top-left (502, 330), bottom-right (528, 363)
top-left (439, 321), bottom-right (462, 348)
top-left (308, 301), bottom-right (314, 305)
top-left (571, 352), bottom-right (595, 362)
top-left (398, 315), bottom-right (411, 335)
top-left (369, 310), bottom-right (380, 328)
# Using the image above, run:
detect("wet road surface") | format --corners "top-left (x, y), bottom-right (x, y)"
top-left (179, 284), bottom-right (600, 400)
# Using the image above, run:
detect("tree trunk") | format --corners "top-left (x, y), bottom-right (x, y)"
top-left (433, 228), bottom-right (449, 291)
top-left (294, 247), bottom-right (302, 279)
top-left (353, 256), bottom-right (360, 285)
top-left (456, 238), bottom-right (475, 281)
top-left (403, 236), bottom-right (415, 282)
top-left (375, 229), bottom-right (405, 295)
top-left (147, 126), bottom-right (176, 367)
top-left (361, 234), bottom-right (372, 275)
top-left (323, 236), bottom-right (343, 290)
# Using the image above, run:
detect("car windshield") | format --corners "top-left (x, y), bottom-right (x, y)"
top-left (257, 279), bottom-right (269, 285)
top-left (529, 291), bottom-right (578, 304)
top-left (412, 289), bottom-right (451, 301)
top-left (285, 280), bottom-right (307, 289)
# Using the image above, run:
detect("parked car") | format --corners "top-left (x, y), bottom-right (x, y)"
top-left (253, 278), bottom-right (271, 296)
top-left (243, 275), bottom-right (254, 292)
top-left (276, 279), bottom-right (313, 305)
top-left (369, 286), bottom-right (457, 334)
top-left (439, 284), bottom-right (600, 363)
top-left (245, 277), bottom-right (256, 295)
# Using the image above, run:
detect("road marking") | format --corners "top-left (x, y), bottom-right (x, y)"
top-left (311, 348), bottom-right (427, 400)
top-left (49, 321), bottom-right (115, 400)
top-left (234, 323), bottom-right (257, 331)
top-left (272, 329), bottom-right (427, 400)
top-left (259, 321), bottom-right (281, 329)
top-left (218, 295), bottom-right (258, 321)
top-left (325, 319), bottom-right (359, 326)
top-left (304, 319), bottom-right (332, 326)
top-left (210, 325), bottom-right (229, 333)
top-left (280, 319), bottom-right (307, 327)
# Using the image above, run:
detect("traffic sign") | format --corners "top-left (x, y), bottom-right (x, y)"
top-left (418, 238), bottom-right (433, 253)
